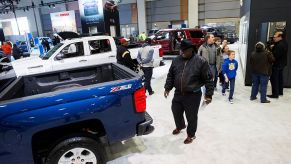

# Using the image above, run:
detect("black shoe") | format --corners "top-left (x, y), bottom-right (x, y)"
top-left (267, 95), bottom-right (278, 98)
top-left (250, 97), bottom-right (257, 101)
top-left (261, 100), bottom-right (271, 103)
top-left (172, 126), bottom-right (186, 135)
top-left (149, 91), bottom-right (155, 95)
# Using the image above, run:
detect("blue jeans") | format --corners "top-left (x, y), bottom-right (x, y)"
top-left (209, 64), bottom-right (218, 88)
top-left (222, 78), bottom-right (235, 100)
top-left (251, 73), bottom-right (269, 102)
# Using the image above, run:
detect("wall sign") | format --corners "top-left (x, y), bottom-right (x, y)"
top-left (50, 10), bottom-right (77, 33)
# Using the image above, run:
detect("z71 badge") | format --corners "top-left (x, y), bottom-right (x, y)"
top-left (110, 84), bottom-right (132, 92)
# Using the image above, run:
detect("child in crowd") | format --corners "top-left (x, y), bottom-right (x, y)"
top-left (222, 45), bottom-right (229, 60)
top-left (222, 50), bottom-right (238, 104)
top-left (215, 37), bottom-right (223, 89)
top-left (220, 45), bottom-right (230, 87)
top-left (221, 39), bottom-right (228, 49)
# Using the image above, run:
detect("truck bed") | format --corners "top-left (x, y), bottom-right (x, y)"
top-left (0, 63), bottom-right (136, 102)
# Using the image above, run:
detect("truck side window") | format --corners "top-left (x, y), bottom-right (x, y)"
top-left (190, 31), bottom-right (204, 38)
top-left (88, 39), bottom-right (111, 55)
top-left (155, 31), bottom-right (169, 40)
top-left (61, 42), bottom-right (84, 59)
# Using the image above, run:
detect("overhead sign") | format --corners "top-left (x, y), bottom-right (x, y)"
top-left (79, 0), bottom-right (105, 33)
top-left (50, 10), bottom-right (77, 33)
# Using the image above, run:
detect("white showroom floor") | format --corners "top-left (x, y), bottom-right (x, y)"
top-left (107, 44), bottom-right (291, 164)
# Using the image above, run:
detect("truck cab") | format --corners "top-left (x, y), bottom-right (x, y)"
top-left (12, 36), bottom-right (117, 77)
top-left (152, 28), bottom-right (206, 54)
top-left (11, 35), bottom-right (163, 77)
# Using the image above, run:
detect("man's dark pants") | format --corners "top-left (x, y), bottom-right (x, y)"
top-left (210, 64), bottom-right (218, 88)
top-left (142, 67), bottom-right (153, 94)
top-left (270, 67), bottom-right (284, 96)
top-left (171, 91), bottom-right (202, 137)
top-left (251, 73), bottom-right (269, 102)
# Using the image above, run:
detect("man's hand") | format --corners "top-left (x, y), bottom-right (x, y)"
top-left (204, 95), bottom-right (212, 105)
top-left (225, 76), bottom-right (229, 83)
top-left (164, 90), bottom-right (170, 98)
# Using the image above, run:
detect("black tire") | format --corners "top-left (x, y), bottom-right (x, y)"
top-left (46, 137), bottom-right (106, 164)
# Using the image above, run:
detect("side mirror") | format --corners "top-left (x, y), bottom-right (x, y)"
top-left (56, 53), bottom-right (64, 60)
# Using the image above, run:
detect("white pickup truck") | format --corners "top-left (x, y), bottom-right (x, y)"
top-left (11, 35), bottom-right (163, 77)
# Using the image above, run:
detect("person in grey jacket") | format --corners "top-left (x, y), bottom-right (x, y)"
top-left (137, 38), bottom-right (155, 95)
top-left (198, 34), bottom-right (222, 90)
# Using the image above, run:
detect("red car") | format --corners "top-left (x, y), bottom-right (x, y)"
top-left (152, 28), bottom-right (206, 54)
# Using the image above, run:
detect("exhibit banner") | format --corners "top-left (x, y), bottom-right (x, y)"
top-left (50, 10), bottom-right (77, 33)
top-left (79, 0), bottom-right (105, 33)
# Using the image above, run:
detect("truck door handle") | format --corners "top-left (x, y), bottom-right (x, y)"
top-left (79, 60), bottom-right (87, 62)
top-left (108, 55), bottom-right (115, 58)
top-left (28, 65), bottom-right (43, 69)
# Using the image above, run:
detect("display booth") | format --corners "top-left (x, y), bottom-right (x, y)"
top-left (240, 0), bottom-right (291, 87)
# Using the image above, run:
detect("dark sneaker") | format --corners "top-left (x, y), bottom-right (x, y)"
top-left (184, 135), bottom-right (196, 144)
top-left (261, 100), bottom-right (271, 103)
top-left (222, 93), bottom-right (226, 96)
top-left (250, 97), bottom-right (257, 101)
top-left (229, 99), bottom-right (234, 104)
top-left (149, 91), bottom-right (155, 95)
top-left (172, 126), bottom-right (186, 135)
top-left (267, 95), bottom-right (278, 98)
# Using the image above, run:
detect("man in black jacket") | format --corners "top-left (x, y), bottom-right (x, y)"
top-left (268, 31), bottom-right (288, 98)
top-left (164, 39), bottom-right (214, 144)
top-left (116, 38), bottom-right (136, 70)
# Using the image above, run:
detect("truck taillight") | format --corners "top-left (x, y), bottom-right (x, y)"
top-left (159, 48), bottom-right (164, 57)
top-left (134, 87), bottom-right (146, 113)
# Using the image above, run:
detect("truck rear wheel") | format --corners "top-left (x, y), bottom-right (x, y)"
top-left (46, 137), bottom-right (105, 164)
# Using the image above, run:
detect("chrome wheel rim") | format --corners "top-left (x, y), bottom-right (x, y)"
top-left (58, 147), bottom-right (97, 164)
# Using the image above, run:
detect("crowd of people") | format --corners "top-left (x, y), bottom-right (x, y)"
top-left (0, 29), bottom-right (288, 145)
top-left (0, 37), bottom-right (55, 63)
top-left (115, 30), bottom-right (288, 144)
top-left (0, 41), bottom-right (23, 62)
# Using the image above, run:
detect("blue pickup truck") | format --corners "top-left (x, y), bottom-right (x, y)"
top-left (0, 63), bottom-right (154, 164)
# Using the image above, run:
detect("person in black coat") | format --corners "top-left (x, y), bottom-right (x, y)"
top-left (116, 38), bottom-right (136, 70)
top-left (268, 31), bottom-right (288, 98)
top-left (12, 44), bottom-right (22, 60)
top-left (164, 39), bottom-right (214, 144)
top-left (250, 42), bottom-right (275, 103)
top-left (52, 35), bottom-right (61, 46)
top-left (44, 39), bottom-right (50, 52)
